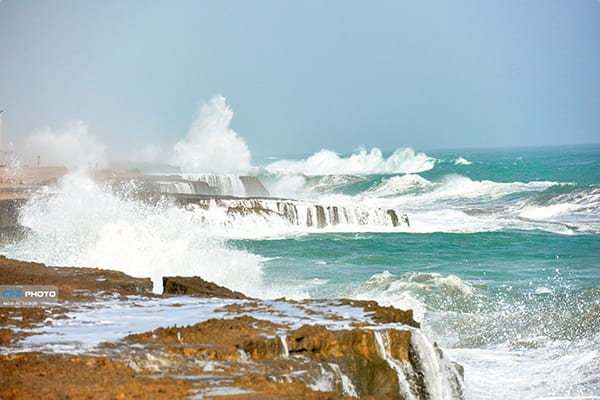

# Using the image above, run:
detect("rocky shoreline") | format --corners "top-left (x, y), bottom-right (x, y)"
top-left (0, 167), bottom-right (460, 399)
top-left (0, 256), bottom-right (464, 399)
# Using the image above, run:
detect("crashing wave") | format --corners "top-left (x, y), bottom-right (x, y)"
top-left (454, 157), bottom-right (472, 166)
top-left (172, 95), bottom-right (252, 174)
top-left (265, 147), bottom-right (436, 176)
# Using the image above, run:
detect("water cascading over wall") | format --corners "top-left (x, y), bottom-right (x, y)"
top-left (179, 198), bottom-right (408, 230)
top-left (148, 175), bottom-right (270, 197)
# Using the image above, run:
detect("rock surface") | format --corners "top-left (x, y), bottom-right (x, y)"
top-left (0, 255), bottom-right (153, 301)
top-left (163, 275), bottom-right (250, 299)
top-left (0, 257), bottom-right (463, 399)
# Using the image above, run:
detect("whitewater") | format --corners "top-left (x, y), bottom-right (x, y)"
top-left (3, 97), bottom-right (599, 399)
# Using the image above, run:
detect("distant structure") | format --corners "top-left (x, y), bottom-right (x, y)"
top-left (0, 109), bottom-right (3, 166)
top-left (0, 109), bottom-right (3, 152)
top-left (0, 110), bottom-right (15, 167)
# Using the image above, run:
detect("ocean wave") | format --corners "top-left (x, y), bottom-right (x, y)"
top-left (508, 186), bottom-right (600, 231)
top-left (428, 175), bottom-right (557, 201)
top-left (264, 147), bottom-right (436, 176)
top-left (365, 174), bottom-right (432, 197)
top-left (347, 271), bottom-right (600, 398)
top-left (306, 175), bottom-right (369, 194)
top-left (171, 94), bottom-right (252, 174)
top-left (11, 171), bottom-right (265, 295)
top-left (348, 271), bottom-right (486, 321)
top-left (454, 157), bottom-right (472, 166)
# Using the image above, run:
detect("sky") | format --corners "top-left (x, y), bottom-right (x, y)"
top-left (0, 0), bottom-right (599, 164)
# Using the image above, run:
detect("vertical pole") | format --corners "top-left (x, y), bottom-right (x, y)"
top-left (0, 110), bottom-right (4, 165)
top-left (0, 110), bottom-right (3, 153)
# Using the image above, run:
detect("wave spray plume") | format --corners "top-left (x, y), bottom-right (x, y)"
top-left (265, 147), bottom-right (436, 176)
top-left (172, 94), bottom-right (252, 174)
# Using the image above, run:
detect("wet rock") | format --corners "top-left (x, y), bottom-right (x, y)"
top-left (226, 200), bottom-right (277, 217)
top-left (0, 353), bottom-right (194, 400)
top-left (0, 256), bottom-right (154, 301)
top-left (162, 275), bottom-right (250, 299)
top-left (315, 205), bottom-right (327, 228)
top-left (0, 199), bottom-right (26, 229)
top-left (0, 257), bottom-right (463, 399)
top-left (338, 299), bottom-right (420, 328)
top-left (243, 324), bottom-right (413, 398)
top-left (127, 315), bottom-right (284, 360)
top-left (387, 209), bottom-right (399, 227)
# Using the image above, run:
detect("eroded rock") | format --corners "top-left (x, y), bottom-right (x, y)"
top-left (162, 275), bottom-right (250, 299)
top-left (0, 353), bottom-right (194, 400)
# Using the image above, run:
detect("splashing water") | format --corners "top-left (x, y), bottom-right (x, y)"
top-left (265, 147), bottom-right (436, 176)
top-left (7, 171), bottom-right (264, 295)
top-left (172, 94), bottom-right (252, 174)
top-left (23, 121), bottom-right (106, 168)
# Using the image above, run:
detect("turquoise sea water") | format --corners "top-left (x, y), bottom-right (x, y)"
top-left (3, 145), bottom-right (599, 399)
top-left (245, 145), bottom-right (600, 398)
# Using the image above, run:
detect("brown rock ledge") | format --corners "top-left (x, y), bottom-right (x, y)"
top-left (0, 256), bottom-right (463, 399)
top-left (163, 275), bottom-right (250, 299)
top-left (0, 255), bottom-right (153, 301)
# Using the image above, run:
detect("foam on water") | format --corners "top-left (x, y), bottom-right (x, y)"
top-left (6, 171), bottom-right (264, 295)
top-left (265, 147), bottom-right (436, 176)
top-left (454, 157), bottom-right (472, 166)
top-left (365, 174), bottom-right (432, 197)
top-left (350, 270), bottom-right (600, 400)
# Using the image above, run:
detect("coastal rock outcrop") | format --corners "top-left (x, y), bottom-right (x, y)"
top-left (0, 256), bottom-right (153, 301)
top-left (162, 275), bottom-right (250, 299)
top-left (126, 313), bottom-right (463, 399)
top-left (0, 256), bottom-right (463, 399)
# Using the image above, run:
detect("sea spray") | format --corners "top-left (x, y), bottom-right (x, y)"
top-left (10, 171), bottom-right (264, 295)
top-left (180, 198), bottom-right (408, 239)
top-left (172, 94), bottom-right (252, 174)
top-left (265, 147), bottom-right (436, 176)
top-left (23, 121), bottom-right (106, 168)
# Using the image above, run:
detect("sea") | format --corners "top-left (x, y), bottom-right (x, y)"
top-left (2, 144), bottom-right (599, 399)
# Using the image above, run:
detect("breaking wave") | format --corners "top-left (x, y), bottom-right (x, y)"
top-left (454, 157), bottom-right (472, 166)
top-left (172, 94), bottom-right (252, 174)
top-left (7, 172), bottom-right (264, 295)
top-left (264, 147), bottom-right (436, 176)
top-left (348, 271), bottom-right (600, 399)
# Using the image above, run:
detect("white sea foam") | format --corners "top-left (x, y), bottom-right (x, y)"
top-left (10, 171), bottom-right (264, 295)
top-left (265, 174), bottom-right (307, 197)
top-left (182, 197), bottom-right (408, 239)
top-left (519, 203), bottom-right (575, 220)
top-left (350, 271), bottom-right (484, 322)
top-left (307, 175), bottom-right (368, 194)
top-left (454, 157), bottom-right (472, 166)
top-left (366, 174), bottom-right (432, 197)
top-left (361, 174), bottom-right (556, 206)
top-left (265, 147), bottom-right (436, 176)
top-left (425, 175), bottom-right (555, 201)
top-left (172, 94), bottom-right (252, 174)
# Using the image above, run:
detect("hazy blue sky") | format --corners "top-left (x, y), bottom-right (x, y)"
top-left (1, 0), bottom-right (599, 161)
